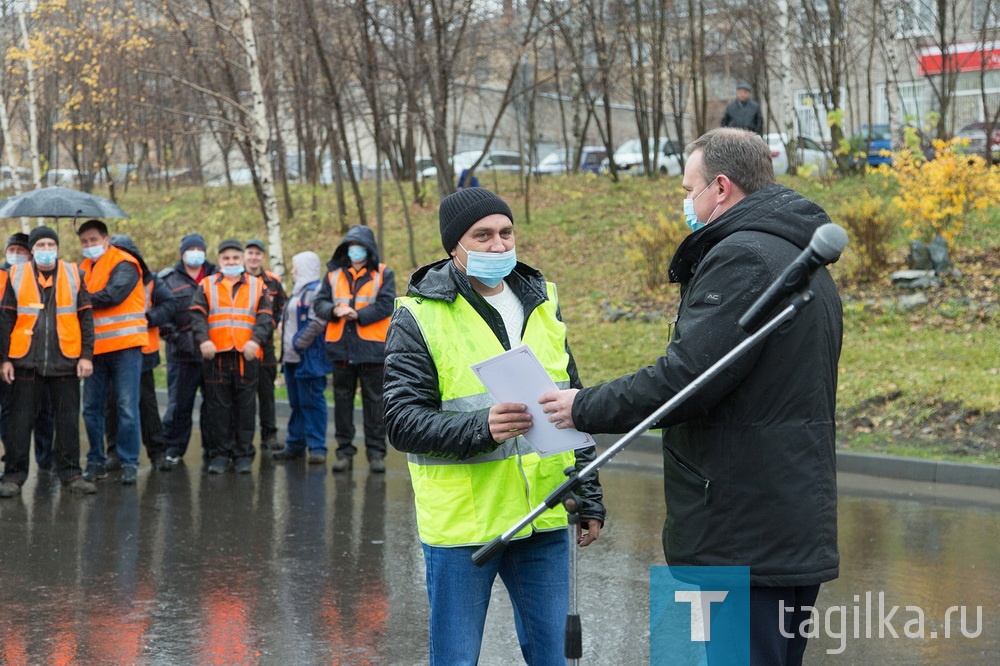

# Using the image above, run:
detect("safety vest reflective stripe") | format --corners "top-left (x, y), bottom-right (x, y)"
top-left (82, 246), bottom-right (148, 354)
top-left (324, 265), bottom-right (389, 343)
top-left (395, 282), bottom-right (575, 547)
top-left (204, 275), bottom-right (263, 357)
top-left (8, 260), bottom-right (83, 359)
top-left (208, 320), bottom-right (255, 330)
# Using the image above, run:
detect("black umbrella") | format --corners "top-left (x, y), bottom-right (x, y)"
top-left (0, 186), bottom-right (129, 219)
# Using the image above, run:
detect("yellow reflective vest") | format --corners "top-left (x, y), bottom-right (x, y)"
top-left (396, 282), bottom-right (575, 546)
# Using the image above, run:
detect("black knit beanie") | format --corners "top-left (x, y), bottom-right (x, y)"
top-left (28, 225), bottom-right (59, 248)
top-left (5, 233), bottom-right (29, 251)
top-left (438, 188), bottom-right (513, 254)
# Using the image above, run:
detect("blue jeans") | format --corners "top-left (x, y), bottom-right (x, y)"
top-left (84, 347), bottom-right (142, 467)
top-left (283, 363), bottom-right (328, 454)
top-left (421, 529), bottom-right (569, 666)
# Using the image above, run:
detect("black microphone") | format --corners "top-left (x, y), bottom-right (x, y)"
top-left (738, 223), bottom-right (848, 332)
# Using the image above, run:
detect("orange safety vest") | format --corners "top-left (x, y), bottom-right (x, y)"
top-left (324, 265), bottom-right (390, 343)
top-left (142, 280), bottom-right (159, 355)
top-left (82, 245), bottom-right (148, 355)
top-left (203, 274), bottom-right (264, 358)
top-left (0, 269), bottom-right (8, 300)
top-left (8, 260), bottom-right (82, 359)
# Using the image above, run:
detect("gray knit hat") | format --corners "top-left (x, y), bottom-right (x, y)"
top-left (438, 188), bottom-right (513, 254)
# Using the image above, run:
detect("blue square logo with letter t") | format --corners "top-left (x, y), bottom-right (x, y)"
top-left (650, 566), bottom-right (750, 666)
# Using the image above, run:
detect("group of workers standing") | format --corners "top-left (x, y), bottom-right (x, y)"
top-left (0, 221), bottom-right (395, 495)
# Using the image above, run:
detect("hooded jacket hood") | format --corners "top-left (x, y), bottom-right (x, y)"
top-left (291, 251), bottom-right (323, 297)
top-left (110, 234), bottom-right (153, 282)
top-left (330, 225), bottom-right (380, 270)
top-left (669, 184), bottom-right (830, 285)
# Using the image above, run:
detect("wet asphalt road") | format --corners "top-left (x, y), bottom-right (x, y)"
top-left (0, 440), bottom-right (998, 664)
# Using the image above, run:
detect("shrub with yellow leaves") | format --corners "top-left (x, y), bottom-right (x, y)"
top-left (878, 132), bottom-right (1000, 247)
top-left (621, 212), bottom-right (688, 290)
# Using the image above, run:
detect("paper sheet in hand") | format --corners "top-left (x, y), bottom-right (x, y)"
top-left (471, 345), bottom-right (595, 457)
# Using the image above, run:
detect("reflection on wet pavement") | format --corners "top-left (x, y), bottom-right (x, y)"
top-left (0, 450), bottom-right (997, 664)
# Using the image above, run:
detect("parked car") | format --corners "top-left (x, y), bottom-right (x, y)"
top-left (954, 122), bottom-right (1000, 164)
top-left (421, 150), bottom-right (524, 179)
top-left (764, 134), bottom-right (830, 176)
top-left (533, 146), bottom-right (608, 175)
top-left (45, 168), bottom-right (88, 187)
top-left (602, 137), bottom-right (682, 176)
top-left (0, 166), bottom-right (32, 190)
top-left (853, 124), bottom-right (893, 166)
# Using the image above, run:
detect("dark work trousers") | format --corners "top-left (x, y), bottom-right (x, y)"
top-left (332, 361), bottom-right (386, 461)
top-left (747, 584), bottom-right (821, 666)
top-left (203, 351), bottom-right (258, 462)
top-left (0, 377), bottom-right (55, 469)
top-left (160, 350), bottom-right (206, 457)
top-left (256, 343), bottom-right (278, 441)
top-left (2, 370), bottom-right (82, 485)
top-left (106, 370), bottom-right (165, 460)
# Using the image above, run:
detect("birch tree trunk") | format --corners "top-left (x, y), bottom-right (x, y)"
top-left (0, 78), bottom-right (27, 232)
top-left (17, 9), bottom-right (42, 193)
top-left (237, 0), bottom-right (284, 277)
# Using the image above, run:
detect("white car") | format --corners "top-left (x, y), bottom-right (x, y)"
top-left (603, 137), bottom-right (682, 176)
top-left (765, 134), bottom-right (829, 175)
top-left (421, 150), bottom-right (524, 180)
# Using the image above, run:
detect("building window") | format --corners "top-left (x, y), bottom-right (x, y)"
top-left (897, 0), bottom-right (937, 37)
top-left (971, 0), bottom-right (1000, 29)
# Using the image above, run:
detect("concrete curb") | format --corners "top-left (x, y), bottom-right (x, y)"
top-left (156, 390), bottom-right (1000, 489)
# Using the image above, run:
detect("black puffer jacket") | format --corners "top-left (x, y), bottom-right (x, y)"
top-left (384, 259), bottom-right (605, 526)
top-left (572, 184), bottom-right (841, 586)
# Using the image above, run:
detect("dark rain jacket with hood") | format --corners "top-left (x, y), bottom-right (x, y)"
top-left (383, 259), bottom-right (606, 527)
top-left (572, 184), bottom-right (842, 587)
top-left (313, 225), bottom-right (396, 365)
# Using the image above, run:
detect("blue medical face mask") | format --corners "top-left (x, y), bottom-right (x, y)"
top-left (347, 245), bottom-right (368, 263)
top-left (82, 244), bottom-right (106, 260)
top-left (6, 252), bottom-right (27, 266)
top-left (683, 178), bottom-right (720, 233)
top-left (221, 264), bottom-right (245, 277)
top-left (184, 249), bottom-right (206, 267)
top-left (34, 250), bottom-right (58, 266)
top-left (458, 243), bottom-right (516, 288)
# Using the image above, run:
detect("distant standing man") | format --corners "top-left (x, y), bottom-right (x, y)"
top-left (0, 226), bottom-right (95, 497)
top-left (721, 82), bottom-right (763, 135)
top-left (313, 225), bottom-right (395, 474)
top-left (108, 235), bottom-right (179, 471)
top-left (243, 239), bottom-right (285, 451)
top-left (158, 233), bottom-right (218, 466)
top-left (190, 239), bottom-right (273, 474)
top-left (0, 232), bottom-right (54, 472)
top-left (78, 219), bottom-right (148, 486)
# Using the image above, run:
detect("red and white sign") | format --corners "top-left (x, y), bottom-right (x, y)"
top-left (919, 41), bottom-right (1000, 75)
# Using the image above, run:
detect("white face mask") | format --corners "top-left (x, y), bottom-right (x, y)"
top-left (6, 252), bottom-right (28, 266)
top-left (456, 243), bottom-right (516, 288)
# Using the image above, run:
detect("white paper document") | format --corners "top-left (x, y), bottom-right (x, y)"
top-left (471, 345), bottom-right (596, 457)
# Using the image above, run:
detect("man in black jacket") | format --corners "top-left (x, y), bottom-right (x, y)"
top-left (722, 83), bottom-right (763, 135)
top-left (540, 129), bottom-right (842, 665)
top-left (383, 188), bottom-right (605, 665)
top-left (158, 233), bottom-right (218, 466)
top-left (0, 226), bottom-right (96, 497)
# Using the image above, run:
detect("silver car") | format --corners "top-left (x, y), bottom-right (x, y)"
top-left (955, 122), bottom-right (1000, 164)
